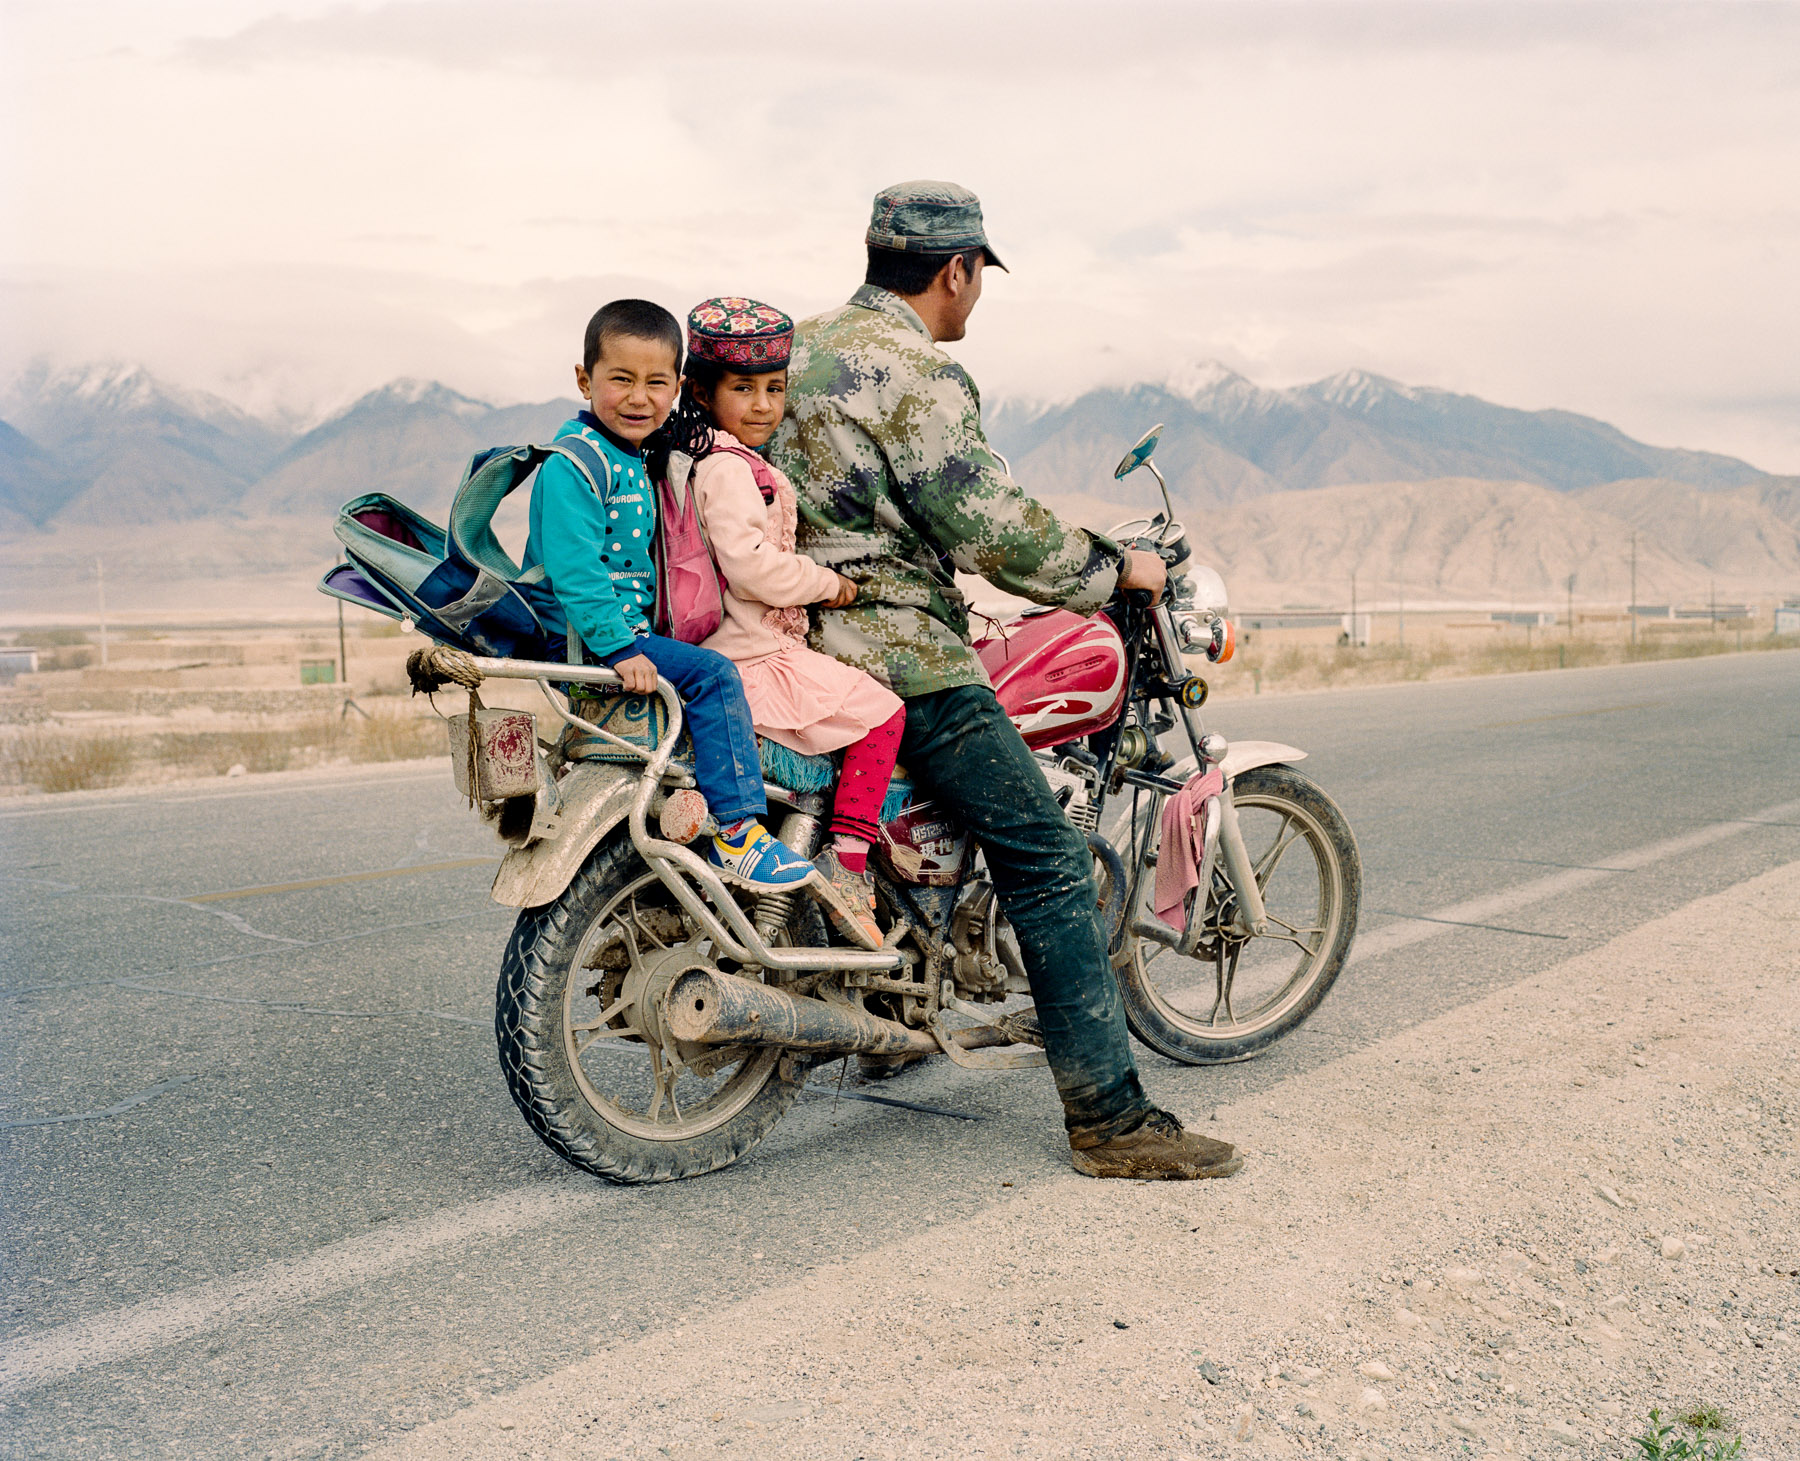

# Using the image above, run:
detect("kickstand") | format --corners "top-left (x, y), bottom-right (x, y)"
top-left (829, 1054), bottom-right (850, 1121)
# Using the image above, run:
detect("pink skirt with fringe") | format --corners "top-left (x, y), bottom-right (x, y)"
top-left (735, 644), bottom-right (903, 756)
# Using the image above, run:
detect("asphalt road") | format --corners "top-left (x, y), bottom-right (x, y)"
top-left (3, 648), bottom-right (1798, 1458)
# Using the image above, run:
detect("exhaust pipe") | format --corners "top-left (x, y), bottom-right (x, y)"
top-left (665, 969), bottom-right (939, 1058)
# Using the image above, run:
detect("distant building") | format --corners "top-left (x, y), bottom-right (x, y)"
top-left (0, 648), bottom-right (41, 682)
top-left (1240, 612), bottom-right (1344, 631)
top-left (1238, 611), bottom-right (1371, 645)
top-left (1490, 611), bottom-right (1557, 627)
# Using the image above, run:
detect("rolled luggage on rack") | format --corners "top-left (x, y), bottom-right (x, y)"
top-left (317, 436), bottom-right (624, 662)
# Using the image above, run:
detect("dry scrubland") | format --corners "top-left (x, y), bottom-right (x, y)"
top-left (0, 707), bottom-right (442, 795)
top-left (0, 620), bottom-right (452, 795)
top-left (2, 612), bottom-right (1798, 795)
top-left (1200, 620), bottom-right (1800, 701)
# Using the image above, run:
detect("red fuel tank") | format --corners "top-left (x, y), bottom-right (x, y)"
top-left (974, 608), bottom-right (1129, 750)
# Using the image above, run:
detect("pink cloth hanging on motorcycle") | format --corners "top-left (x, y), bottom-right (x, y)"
top-left (1153, 766), bottom-right (1226, 928)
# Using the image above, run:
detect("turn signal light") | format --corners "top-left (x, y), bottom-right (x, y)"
top-left (1208, 619), bottom-right (1236, 664)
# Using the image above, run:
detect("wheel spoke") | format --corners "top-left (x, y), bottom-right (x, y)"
top-left (646, 1044), bottom-right (668, 1123)
top-left (1207, 941), bottom-right (1240, 1026)
top-left (1253, 815), bottom-right (1303, 888)
top-left (557, 869), bottom-right (794, 1143)
top-left (631, 892), bottom-right (670, 951)
top-left (1263, 910), bottom-right (1324, 955)
top-left (574, 1025), bottom-right (636, 1057)
top-left (570, 995), bottom-right (631, 1037)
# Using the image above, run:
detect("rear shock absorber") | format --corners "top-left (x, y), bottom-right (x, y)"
top-left (753, 804), bottom-right (824, 942)
top-left (752, 890), bottom-right (798, 942)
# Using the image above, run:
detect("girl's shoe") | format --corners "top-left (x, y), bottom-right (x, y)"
top-left (812, 846), bottom-right (883, 950)
top-left (706, 820), bottom-right (817, 891)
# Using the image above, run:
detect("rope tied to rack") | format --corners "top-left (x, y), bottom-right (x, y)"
top-left (405, 646), bottom-right (488, 806)
top-left (405, 644), bottom-right (483, 696)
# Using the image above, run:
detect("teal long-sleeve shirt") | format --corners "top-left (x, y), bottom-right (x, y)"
top-left (522, 414), bottom-right (658, 660)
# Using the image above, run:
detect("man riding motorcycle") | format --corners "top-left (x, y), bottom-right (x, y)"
top-left (771, 180), bottom-right (1243, 1181)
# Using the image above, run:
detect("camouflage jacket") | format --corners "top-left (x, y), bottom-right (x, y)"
top-left (771, 285), bottom-right (1123, 696)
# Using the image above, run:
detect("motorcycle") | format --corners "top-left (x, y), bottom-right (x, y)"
top-left (411, 424), bottom-right (1360, 1183)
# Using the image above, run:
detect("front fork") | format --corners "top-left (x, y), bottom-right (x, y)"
top-left (1126, 782), bottom-right (1269, 953)
top-left (1130, 608), bottom-right (1269, 947)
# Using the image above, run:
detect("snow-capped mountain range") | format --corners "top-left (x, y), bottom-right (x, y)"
top-left (987, 361), bottom-right (1766, 509)
top-left (0, 364), bottom-right (572, 530)
top-left (3, 359), bottom-right (1797, 614)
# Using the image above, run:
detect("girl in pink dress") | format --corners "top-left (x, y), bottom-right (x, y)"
top-left (665, 297), bottom-right (903, 950)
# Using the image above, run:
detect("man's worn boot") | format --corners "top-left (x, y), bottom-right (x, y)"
top-left (1069, 1109), bottom-right (1243, 1180)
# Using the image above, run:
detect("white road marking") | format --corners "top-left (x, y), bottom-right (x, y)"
top-left (0, 1186), bottom-right (607, 1399)
top-left (1349, 796), bottom-right (1800, 965)
top-left (3, 797), bottom-right (1796, 1399)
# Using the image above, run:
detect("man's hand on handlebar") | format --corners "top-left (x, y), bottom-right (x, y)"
top-left (1119, 549), bottom-right (1168, 605)
top-left (611, 652), bottom-right (658, 694)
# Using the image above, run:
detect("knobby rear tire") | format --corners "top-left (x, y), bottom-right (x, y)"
top-left (494, 830), bottom-right (802, 1184)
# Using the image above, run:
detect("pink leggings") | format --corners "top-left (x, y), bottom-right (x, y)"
top-left (829, 706), bottom-right (906, 843)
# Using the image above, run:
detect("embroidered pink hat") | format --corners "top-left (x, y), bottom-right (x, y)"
top-left (686, 297), bottom-right (793, 373)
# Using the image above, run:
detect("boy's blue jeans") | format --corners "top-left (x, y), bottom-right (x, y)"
top-left (602, 634), bottom-right (765, 824)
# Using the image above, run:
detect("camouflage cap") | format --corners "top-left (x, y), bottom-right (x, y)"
top-left (865, 179), bottom-right (1008, 271)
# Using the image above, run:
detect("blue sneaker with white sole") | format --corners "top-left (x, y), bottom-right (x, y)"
top-left (706, 820), bottom-right (818, 891)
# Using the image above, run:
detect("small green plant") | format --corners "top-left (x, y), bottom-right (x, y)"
top-left (1634, 1406), bottom-right (1742, 1459)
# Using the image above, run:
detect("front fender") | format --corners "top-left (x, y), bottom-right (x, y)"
top-left (491, 762), bottom-right (641, 909)
top-left (1169, 740), bottom-right (1307, 785)
top-left (1219, 739), bottom-right (1306, 781)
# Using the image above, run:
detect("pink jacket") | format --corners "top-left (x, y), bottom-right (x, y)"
top-left (691, 432), bottom-right (839, 666)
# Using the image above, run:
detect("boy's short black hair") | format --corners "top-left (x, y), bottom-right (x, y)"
top-left (582, 299), bottom-right (682, 374)
top-left (864, 244), bottom-right (982, 298)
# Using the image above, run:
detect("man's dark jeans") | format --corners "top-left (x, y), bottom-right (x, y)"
top-left (899, 684), bottom-right (1153, 1142)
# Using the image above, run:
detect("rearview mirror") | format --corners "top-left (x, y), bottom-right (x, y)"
top-left (1113, 423), bottom-right (1164, 480)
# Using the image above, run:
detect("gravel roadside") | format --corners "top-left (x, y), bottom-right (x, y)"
top-left (372, 860), bottom-right (1800, 1461)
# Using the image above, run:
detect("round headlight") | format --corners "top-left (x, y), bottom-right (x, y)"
top-left (1187, 565), bottom-right (1229, 615)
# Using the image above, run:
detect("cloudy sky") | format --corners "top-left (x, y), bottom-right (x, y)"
top-left (3, 0), bottom-right (1798, 468)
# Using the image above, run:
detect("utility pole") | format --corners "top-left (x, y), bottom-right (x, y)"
top-left (1629, 533), bottom-right (1638, 649)
top-left (1350, 572), bottom-right (1358, 647)
top-left (1709, 578), bottom-right (1717, 632)
top-left (95, 556), bottom-right (108, 666)
top-left (1566, 573), bottom-right (1575, 638)
top-left (336, 557), bottom-right (369, 722)
top-left (1397, 574), bottom-right (1405, 650)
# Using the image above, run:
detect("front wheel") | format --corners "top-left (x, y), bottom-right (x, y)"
top-left (495, 830), bottom-right (802, 1183)
top-left (1115, 764), bottom-right (1360, 1064)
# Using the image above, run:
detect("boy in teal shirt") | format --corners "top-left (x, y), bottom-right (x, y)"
top-left (525, 299), bottom-right (815, 893)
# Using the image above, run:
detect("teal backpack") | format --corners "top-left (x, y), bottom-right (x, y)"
top-left (318, 437), bottom-right (619, 660)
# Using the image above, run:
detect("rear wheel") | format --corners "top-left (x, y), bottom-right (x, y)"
top-left (495, 830), bottom-right (802, 1183)
top-left (1116, 764), bottom-right (1360, 1064)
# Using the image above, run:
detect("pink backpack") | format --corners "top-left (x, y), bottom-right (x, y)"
top-left (653, 444), bottom-right (779, 644)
